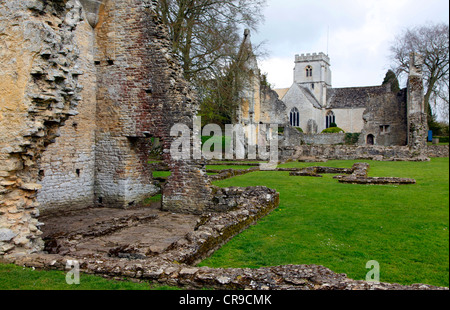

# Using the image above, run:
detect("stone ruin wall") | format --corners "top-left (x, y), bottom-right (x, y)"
top-left (0, 0), bottom-right (85, 254)
top-left (280, 145), bottom-right (442, 162)
top-left (38, 0), bottom-right (214, 213)
top-left (36, 0), bottom-right (97, 213)
top-left (1, 0), bottom-right (214, 255)
top-left (359, 86), bottom-right (408, 147)
top-left (407, 52), bottom-right (429, 156)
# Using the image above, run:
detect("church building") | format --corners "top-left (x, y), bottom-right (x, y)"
top-left (236, 30), bottom-right (420, 147)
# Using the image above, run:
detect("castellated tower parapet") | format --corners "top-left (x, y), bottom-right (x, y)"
top-left (293, 52), bottom-right (332, 107)
top-left (295, 52), bottom-right (331, 66)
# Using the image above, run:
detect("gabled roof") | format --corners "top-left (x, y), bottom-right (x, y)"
top-left (298, 85), bottom-right (322, 109)
top-left (327, 86), bottom-right (387, 109)
top-left (279, 83), bottom-right (322, 109)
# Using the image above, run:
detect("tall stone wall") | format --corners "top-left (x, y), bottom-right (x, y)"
top-left (92, 0), bottom-right (160, 208)
top-left (1, 0), bottom-right (214, 255)
top-left (35, 0), bottom-right (213, 212)
top-left (407, 52), bottom-right (428, 156)
top-left (0, 0), bottom-right (84, 254)
top-left (37, 1), bottom-right (98, 213)
top-left (359, 85), bottom-right (408, 147)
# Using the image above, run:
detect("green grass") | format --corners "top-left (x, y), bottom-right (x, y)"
top-left (206, 165), bottom-right (255, 171)
top-left (142, 194), bottom-right (162, 205)
top-left (0, 264), bottom-right (178, 290)
top-left (2, 159), bottom-right (448, 289)
top-left (199, 158), bottom-right (449, 287)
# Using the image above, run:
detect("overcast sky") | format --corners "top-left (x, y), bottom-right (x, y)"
top-left (251, 0), bottom-right (449, 89)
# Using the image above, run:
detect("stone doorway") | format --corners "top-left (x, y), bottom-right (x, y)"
top-left (367, 134), bottom-right (375, 145)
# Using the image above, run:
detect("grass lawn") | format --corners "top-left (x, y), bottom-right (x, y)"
top-left (199, 158), bottom-right (449, 288)
top-left (152, 165), bottom-right (255, 179)
top-left (1, 158), bottom-right (448, 289)
top-left (0, 264), bottom-right (178, 290)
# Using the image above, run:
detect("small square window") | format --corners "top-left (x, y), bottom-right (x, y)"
top-left (380, 125), bottom-right (390, 134)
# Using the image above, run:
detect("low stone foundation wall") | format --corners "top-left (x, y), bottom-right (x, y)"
top-left (288, 162), bottom-right (417, 185)
top-left (300, 133), bottom-right (346, 145)
top-left (335, 162), bottom-right (416, 185)
top-left (166, 186), bottom-right (280, 264)
top-left (2, 252), bottom-right (446, 290)
top-left (208, 168), bottom-right (259, 182)
top-left (427, 145), bottom-right (449, 158)
top-left (281, 145), bottom-right (434, 161)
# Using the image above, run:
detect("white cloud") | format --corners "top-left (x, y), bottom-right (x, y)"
top-left (252, 0), bottom-right (449, 89)
top-left (258, 57), bottom-right (294, 89)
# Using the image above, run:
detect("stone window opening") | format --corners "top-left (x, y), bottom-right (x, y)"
top-left (380, 125), bottom-right (390, 134)
top-left (290, 107), bottom-right (300, 127)
top-left (325, 111), bottom-right (335, 129)
top-left (306, 66), bottom-right (313, 77)
top-left (38, 170), bottom-right (45, 181)
top-left (76, 169), bottom-right (81, 177)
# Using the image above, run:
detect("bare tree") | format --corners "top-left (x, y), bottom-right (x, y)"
top-left (156, 0), bottom-right (266, 83)
top-left (390, 22), bottom-right (449, 125)
top-left (197, 30), bottom-right (259, 126)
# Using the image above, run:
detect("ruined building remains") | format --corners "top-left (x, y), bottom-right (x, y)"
top-left (0, 0), bottom-right (214, 255)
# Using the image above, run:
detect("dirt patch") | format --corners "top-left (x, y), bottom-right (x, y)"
top-left (41, 202), bottom-right (200, 259)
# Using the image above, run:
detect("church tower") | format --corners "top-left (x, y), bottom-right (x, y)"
top-left (293, 52), bottom-right (332, 106)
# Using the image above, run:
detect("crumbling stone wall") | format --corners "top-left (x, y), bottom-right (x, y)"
top-left (92, 0), bottom-right (161, 208)
top-left (37, 1), bottom-right (97, 213)
top-left (1, 0), bottom-right (214, 255)
top-left (0, 0), bottom-right (84, 254)
top-left (35, 0), bottom-right (213, 212)
top-left (359, 85), bottom-right (408, 146)
top-left (91, 0), bottom-right (212, 212)
top-left (407, 53), bottom-right (428, 156)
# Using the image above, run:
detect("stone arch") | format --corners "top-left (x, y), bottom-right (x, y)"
top-left (306, 65), bottom-right (313, 77)
top-left (290, 107), bottom-right (300, 127)
top-left (367, 134), bottom-right (375, 145)
top-left (326, 110), bottom-right (336, 129)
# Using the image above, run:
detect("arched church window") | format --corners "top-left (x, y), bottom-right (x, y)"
top-left (306, 66), bottom-right (313, 77)
top-left (325, 111), bottom-right (335, 129)
top-left (290, 107), bottom-right (300, 127)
